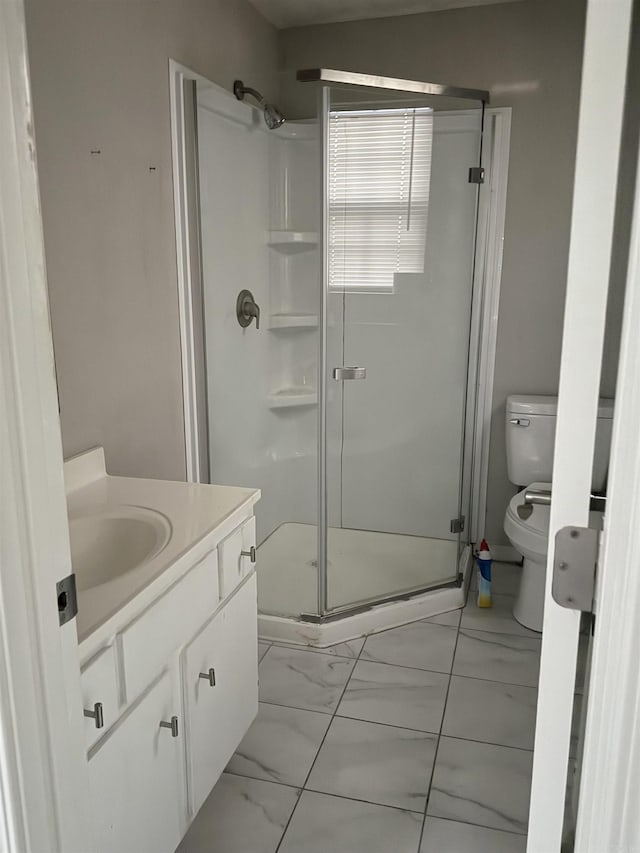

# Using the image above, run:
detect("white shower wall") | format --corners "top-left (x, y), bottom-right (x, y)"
top-left (197, 86), bottom-right (320, 544)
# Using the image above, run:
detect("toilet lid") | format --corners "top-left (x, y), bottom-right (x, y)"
top-left (507, 482), bottom-right (552, 536)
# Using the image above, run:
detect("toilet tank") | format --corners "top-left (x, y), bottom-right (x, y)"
top-left (505, 395), bottom-right (614, 488)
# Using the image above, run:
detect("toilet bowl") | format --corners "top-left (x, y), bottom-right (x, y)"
top-left (504, 482), bottom-right (604, 632)
top-left (504, 482), bottom-right (550, 632)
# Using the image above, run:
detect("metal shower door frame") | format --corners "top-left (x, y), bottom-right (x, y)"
top-left (308, 69), bottom-right (494, 618)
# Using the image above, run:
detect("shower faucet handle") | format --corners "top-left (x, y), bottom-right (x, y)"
top-left (236, 289), bottom-right (260, 330)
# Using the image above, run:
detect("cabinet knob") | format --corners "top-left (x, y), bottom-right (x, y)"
top-left (199, 667), bottom-right (216, 687)
top-left (241, 546), bottom-right (256, 563)
top-left (160, 715), bottom-right (179, 737)
top-left (84, 702), bottom-right (104, 729)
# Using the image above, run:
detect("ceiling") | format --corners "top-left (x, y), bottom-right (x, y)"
top-left (249, 0), bottom-right (521, 29)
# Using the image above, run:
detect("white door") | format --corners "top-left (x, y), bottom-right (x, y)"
top-left (1, 0), bottom-right (92, 849)
top-left (526, 0), bottom-right (634, 850)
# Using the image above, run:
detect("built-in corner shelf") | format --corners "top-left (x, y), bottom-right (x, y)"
top-left (268, 313), bottom-right (319, 330)
top-left (266, 231), bottom-right (318, 254)
top-left (267, 387), bottom-right (318, 410)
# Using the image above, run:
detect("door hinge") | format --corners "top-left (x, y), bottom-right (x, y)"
top-left (450, 516), bottom-right (465, 534)
top-left (552, 526), bottom-right (599, 613)
top-left (57, 573), bottom-right (78, 626)
top-left (468, 166), bottom-right (485, 184)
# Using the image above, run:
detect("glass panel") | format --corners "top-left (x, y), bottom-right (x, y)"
top-left (195, 72), bottom-right (321, 618)
top-left (323, 83), bottom-right (483, 612)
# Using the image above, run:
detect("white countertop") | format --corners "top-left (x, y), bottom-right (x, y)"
top-left (66, 448), bottom-right (260, 650)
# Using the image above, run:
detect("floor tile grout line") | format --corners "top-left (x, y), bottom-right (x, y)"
top-left (443, 670), bottom-right (540, 691)
top-left (423, 731), bottom-right (535, 754)
top-left (300, 786), bottom-right (426, 816)
top-left (446, 670), bottom-right (540, 689)
top-left (223, 768), bottom-right (302, 792)
top-left (414, 810), bottom-right (528, 839)
top-left (417, 606), bottom-right (465, 853)
top-left (333, 714), bottom-right (536, 753)
top-left (261, 658), bottom-right (540, 692)
top-left (330, 712), bottom-right (442, 737)
top-left (272, 634), bottom-right (369, 853)
top-left (459, 623), bottom-right (541, 640)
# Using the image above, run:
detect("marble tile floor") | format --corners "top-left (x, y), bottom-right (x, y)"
top-left (178, 562), bottom-right (536, 853)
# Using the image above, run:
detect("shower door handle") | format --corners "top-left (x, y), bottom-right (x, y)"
top-left (333, 367), bottom-right (366, 380)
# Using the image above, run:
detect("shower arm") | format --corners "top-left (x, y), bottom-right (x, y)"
top-left (233, 81), bottom-right (266, 107)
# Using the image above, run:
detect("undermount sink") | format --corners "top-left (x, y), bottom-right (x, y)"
top-left (69, 506), bottom-right (172, 591)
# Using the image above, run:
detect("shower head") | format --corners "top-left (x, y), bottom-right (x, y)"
top-left (263, 102), bottom-right (286, 130)
top-left (233, 79), bottom-right (286, 130)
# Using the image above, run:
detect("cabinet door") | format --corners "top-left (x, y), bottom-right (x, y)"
top-left (88, 670), bottom-right (184, 853)
top-left (184, 574), bottom-right (258, 816)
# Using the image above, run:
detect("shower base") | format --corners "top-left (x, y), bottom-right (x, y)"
top-left (257, 522), bottom-right (471, 647)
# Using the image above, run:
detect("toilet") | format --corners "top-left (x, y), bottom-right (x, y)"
top-left (503, 395), bottom-right (614, 632)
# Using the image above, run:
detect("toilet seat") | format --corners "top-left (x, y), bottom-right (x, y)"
top-left (504, 481), bottom-right (551, 561)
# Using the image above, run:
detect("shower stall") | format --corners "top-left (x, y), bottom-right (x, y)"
top-left (172, 65), bottom-right (496, 644)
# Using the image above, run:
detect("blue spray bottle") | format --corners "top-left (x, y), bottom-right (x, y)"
top-left (476, 539), bottom-right (493, 608)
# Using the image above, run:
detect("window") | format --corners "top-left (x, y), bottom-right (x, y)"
top-left (328, 107), bottom-right (433, 291)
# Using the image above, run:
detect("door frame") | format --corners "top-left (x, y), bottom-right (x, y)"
top-left (169, 59), bottom-right (212, 485)
top-left (0, 0), bottom-right (91, 849)
top-left (170, 64), bottom-right (511, 551)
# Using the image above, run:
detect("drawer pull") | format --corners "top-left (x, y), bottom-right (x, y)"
top-left (84, 702), bottom-right (104, 729)
top-left (241, 546), bottom-right (256, 563)
top-left (160, 715), bottom-right (179, 737)
top-left (199, 667), bottom-right (216, 687)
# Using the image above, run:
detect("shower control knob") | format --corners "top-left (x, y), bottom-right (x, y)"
top-left (236, 289), bottom-right (260, 330)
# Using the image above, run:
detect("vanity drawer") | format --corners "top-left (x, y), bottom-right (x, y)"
top-left (80, 645), bottom-right (119, 750)
top-left (120, 550), bottom-right (219, 701)
top-left (218, 516), bottom-right (256, 598)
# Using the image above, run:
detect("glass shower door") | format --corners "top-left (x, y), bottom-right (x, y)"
top-left (322, 82), bottom-right (483, 613)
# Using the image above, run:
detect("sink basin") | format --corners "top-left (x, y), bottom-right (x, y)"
top-left (69, 506), bottom-right (171, 591)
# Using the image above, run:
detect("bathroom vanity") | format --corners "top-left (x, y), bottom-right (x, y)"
top-left (66, 449), bottom-right (260, 853)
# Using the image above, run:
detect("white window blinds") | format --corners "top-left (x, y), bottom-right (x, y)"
top-left (328, 107), bottom-right (433, 291)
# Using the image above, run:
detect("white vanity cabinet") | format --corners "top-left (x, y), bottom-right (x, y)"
top-left (183, 574), bottom-right (258, 816)
top-left (81, 510), bottom-right (259, 853)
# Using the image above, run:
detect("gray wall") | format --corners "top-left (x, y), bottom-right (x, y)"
top-left (280, 0), bottom-right (587, 543)
top-left (25, 0), bottom-right (279, 480)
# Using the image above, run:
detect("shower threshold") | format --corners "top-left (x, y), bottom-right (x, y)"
top-left (257, 522), bottom-right (472, 647)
